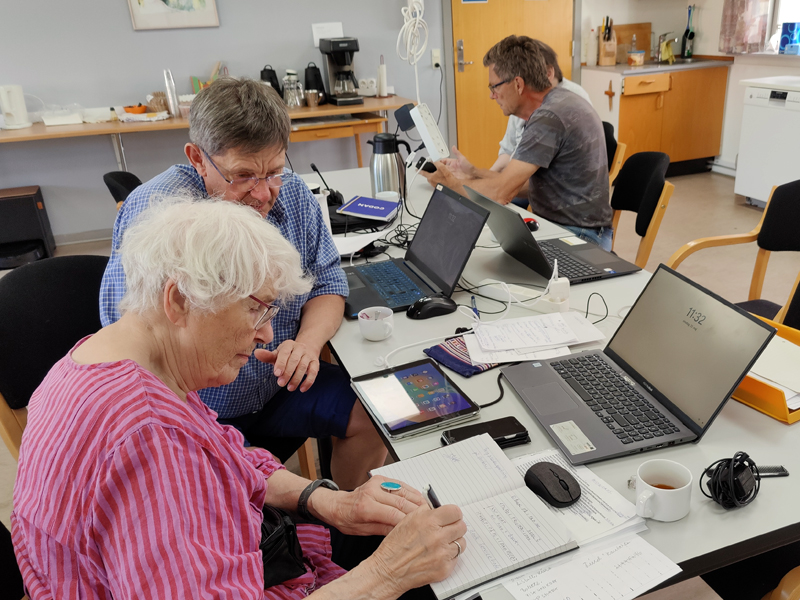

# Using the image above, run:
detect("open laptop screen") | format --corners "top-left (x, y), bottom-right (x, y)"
top-left (606, 266), bottom-right (775, 431)
top-left (405, 185), bottom-right (489, 296)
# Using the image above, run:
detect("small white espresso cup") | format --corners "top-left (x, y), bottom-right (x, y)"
top-left (634, 459), bottom-right (693, 522)
top-left (358, 306), bottom-right (394, 341)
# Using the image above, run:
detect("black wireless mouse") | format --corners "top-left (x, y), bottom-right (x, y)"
top-left (406, 294), bottom-right (457, 320)
top-left (524, 462), bottom-right (581, 508)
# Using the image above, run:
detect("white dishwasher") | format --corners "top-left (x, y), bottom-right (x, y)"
top-left (735, 76), bottom-right (800, 207)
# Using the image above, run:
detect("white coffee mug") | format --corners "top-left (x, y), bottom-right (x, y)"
top-left (358, 306), bottom-right (394, 341)
top-left (634, 459), bottom-right (692, 522)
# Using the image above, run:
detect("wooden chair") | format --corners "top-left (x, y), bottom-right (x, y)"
top-left (667, 179), bottom-right (800, 323)
top-left (609, 152), bottom-right (674, 269)
top-left (0, 256), bottom-right (109, 461)
top-left (602, 121), bottom-right (627, 186)
top-left (761, 565), bottom-right (800, 600)
top-left (102, 171), bottom-right (142, 211)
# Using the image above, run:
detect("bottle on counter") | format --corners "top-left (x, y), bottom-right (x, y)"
top-left (110, 107), bottom-right (118, 122)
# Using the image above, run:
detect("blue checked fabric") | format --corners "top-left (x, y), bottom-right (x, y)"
top-left (99, 164), bottom-right (348, 418)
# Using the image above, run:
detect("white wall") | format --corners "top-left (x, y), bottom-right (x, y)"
top-left (0, 1), bottom-right (446, 243)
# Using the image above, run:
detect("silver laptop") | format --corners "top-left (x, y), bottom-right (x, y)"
top-left (501, 265), bottom-right (776, 465)
top-left (463, 186), bottom-right (640, 284)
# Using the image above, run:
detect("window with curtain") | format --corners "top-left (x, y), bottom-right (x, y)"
top-left (719, 0), bottom-right (771, 52)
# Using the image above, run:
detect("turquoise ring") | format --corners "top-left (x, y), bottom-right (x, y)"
top-left (380, 481), bottom-right (402, 493)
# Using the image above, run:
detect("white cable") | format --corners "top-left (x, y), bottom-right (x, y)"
top-left (396, 0), bottom-right (428, 104)
top-left (380, 333), bottom-right (464, 368)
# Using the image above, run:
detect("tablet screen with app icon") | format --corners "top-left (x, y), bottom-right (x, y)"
top-left (352, 359), bottom-right (480, 439)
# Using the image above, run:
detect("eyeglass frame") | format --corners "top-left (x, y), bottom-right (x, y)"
top-left (488, 78), bottom-right (513, 94)
top-left (248, 294), bottom-right (280, 330)
top-left (202, 149), bottom-right (285, 194)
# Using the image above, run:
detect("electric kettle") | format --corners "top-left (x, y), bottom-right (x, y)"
top-left (367, 133), bottom-right (411, 198)
top-left (0, 85), bottom-right (32, 129)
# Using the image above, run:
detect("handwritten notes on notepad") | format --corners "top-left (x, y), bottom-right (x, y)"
top-left (503, 535), bottom-right (681, 600)
top-left (372, 435), bottom-right (577, 599)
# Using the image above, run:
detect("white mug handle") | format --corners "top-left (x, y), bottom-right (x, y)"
top-left (636, 490), bottom-right (655, 518)
top-left (383, 320), bottom-right (393, 338)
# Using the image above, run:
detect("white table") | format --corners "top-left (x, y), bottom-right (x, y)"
top-left (306, 167), bottom-right (800, 588)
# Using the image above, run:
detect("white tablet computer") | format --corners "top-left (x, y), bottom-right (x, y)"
top-left (351, 359), bottom-right (480, 439)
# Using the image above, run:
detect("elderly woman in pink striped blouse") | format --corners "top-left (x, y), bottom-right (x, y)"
top-left (12, 198), bottom-right (466, 600)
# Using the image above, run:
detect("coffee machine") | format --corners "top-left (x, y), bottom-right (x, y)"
top-left (319, 37), bottom-right (364, 106)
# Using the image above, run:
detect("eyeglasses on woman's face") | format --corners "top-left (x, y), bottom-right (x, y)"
top-left (248, 295), bottom-right (280, 330)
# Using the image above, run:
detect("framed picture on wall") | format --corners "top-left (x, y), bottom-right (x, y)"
top-left (128, 0), bottom-right (219, 30)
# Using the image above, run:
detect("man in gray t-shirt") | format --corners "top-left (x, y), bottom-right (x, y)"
top-left (514, 85), bottom-right (611, 231)
top-left (423, 36), bottom-right (613, 250)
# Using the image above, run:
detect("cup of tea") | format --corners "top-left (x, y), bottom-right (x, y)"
top-left (358, 306), bottom-right (394, 341)
top-left (305, 89), bottom-right (323, 108)
top-left (634, 459), bottom-right (692, 522)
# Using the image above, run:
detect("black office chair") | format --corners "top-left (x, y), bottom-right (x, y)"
top-left (0, 255), bottom-right (109, 460)
top-left (782, 274), bottom-right (800, 330)
top-left (668, 178), bottom-right (800, 324)
top-left (610, 152), bottom-right (675, 269)
top-left (102, 171), bottom-right (142, 211)
top-left (602, 122), bottom-right (626, 185)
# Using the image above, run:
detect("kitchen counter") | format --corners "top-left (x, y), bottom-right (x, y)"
top-left (583, 59), bottom-right (731, 76)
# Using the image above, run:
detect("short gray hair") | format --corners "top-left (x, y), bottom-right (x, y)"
top-left (119, 195), bottom-right (313, 316)
top-left (484, 35), bottom-right (551, 92)
top-left (189, 76), bottom-right (291, 156)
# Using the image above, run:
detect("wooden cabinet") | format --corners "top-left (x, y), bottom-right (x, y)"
top-left (661, 67), bottom-right (729, 163)
top-left (583, 65), bottom-right (729, 164)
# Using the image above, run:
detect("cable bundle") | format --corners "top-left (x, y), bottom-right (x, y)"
top-left (700, 451), bottom-right (761, 509)
top-left (396, 0), bottom-right (428, 104)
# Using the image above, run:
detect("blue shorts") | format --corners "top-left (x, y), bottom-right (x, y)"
top-left (220, 361), bottom-right (357, 443)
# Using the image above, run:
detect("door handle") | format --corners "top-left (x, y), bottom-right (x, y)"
top-left (456, 40), bottom-right (474, 72)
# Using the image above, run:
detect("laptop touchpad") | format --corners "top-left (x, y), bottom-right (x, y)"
top-left (575, 247), bottom-right (617, 267)
top-left (347, 273), bottom-right (366, 290)
top-left (522, 383), bottom-right (579, 415)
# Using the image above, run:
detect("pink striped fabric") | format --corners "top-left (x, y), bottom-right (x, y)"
top-left (12, 338), bottom-right (346, 599)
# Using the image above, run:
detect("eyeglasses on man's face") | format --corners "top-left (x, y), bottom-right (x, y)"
top-left (203, 149), bottom-right (285, 194)
top-left (488, 78), bottom-right (513, 94)
top-left (248, 295), bottom-right (280, 330)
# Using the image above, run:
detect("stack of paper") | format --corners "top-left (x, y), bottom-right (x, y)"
top-left (464, 313), bottom-right (605, 365)
top-left (749, 336), bottom-right (800, 410)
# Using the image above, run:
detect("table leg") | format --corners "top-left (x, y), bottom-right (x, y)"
top-left (354, 133), bottom-right (363, 168)
top-left (110, 133), bottom-right (127, 172)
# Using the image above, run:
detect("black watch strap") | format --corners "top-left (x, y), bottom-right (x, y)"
top-left (297, 479), bottom-right (339, 523)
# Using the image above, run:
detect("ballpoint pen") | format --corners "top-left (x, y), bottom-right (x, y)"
top-left (426, 484), bottom-right (442, 508)
top-left (470, 295), bottom-right (480, 319)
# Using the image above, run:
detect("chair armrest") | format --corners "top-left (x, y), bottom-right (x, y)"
top-left (762, 564), bottom-right (800, 600)
top-left (666, 231), bottom-right (760, 270)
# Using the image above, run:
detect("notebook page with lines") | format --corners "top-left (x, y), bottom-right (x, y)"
top-left (371, 434), bottom-right (577, 599)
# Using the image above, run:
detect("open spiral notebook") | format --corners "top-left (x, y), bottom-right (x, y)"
top-left (371, 434), bottom-right (578, 600)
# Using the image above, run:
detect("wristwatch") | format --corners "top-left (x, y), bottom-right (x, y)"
top-left (297, 478), bottom-right (339, 523)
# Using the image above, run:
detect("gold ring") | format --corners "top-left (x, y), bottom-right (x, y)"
top-left (453, 540), bottom-right (462, 559)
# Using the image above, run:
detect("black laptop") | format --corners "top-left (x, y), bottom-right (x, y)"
top-left (501, 265), bottom-right (776, 465)
top-left (343, 185), bottom-right (490, 319)
top-left (463, 186), bottom-right (640, 283)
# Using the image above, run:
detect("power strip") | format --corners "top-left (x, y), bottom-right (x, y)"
top-left (477, 278), bottom-right (569, 313)
top-left (410, 103), bottom-right (449, 161)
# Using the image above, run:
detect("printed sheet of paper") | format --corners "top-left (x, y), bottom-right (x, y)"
top-left (333, 230), bottom-right (386, 256)
top-left (474, 314), bottom-right (578, 351)
top-left (515, 313), bottom-right (606, 354)
top-left (750, 336), bottom-right (800, 395)
top-left (464, 334), bottom-right (571, 365)
top-left (512, 449), bottom-right (644, 545)
top-left (502, 535), bottom-right (681, 600)
top-left (372, 433), bottom-right (522, 506)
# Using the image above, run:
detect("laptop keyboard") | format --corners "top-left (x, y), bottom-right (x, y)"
top-left (550, 354), bottom-right (681, 445)
top-left (354, 262), bottom-right (426, 308)
top-left (540, 241), bottom-right (603, 280)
